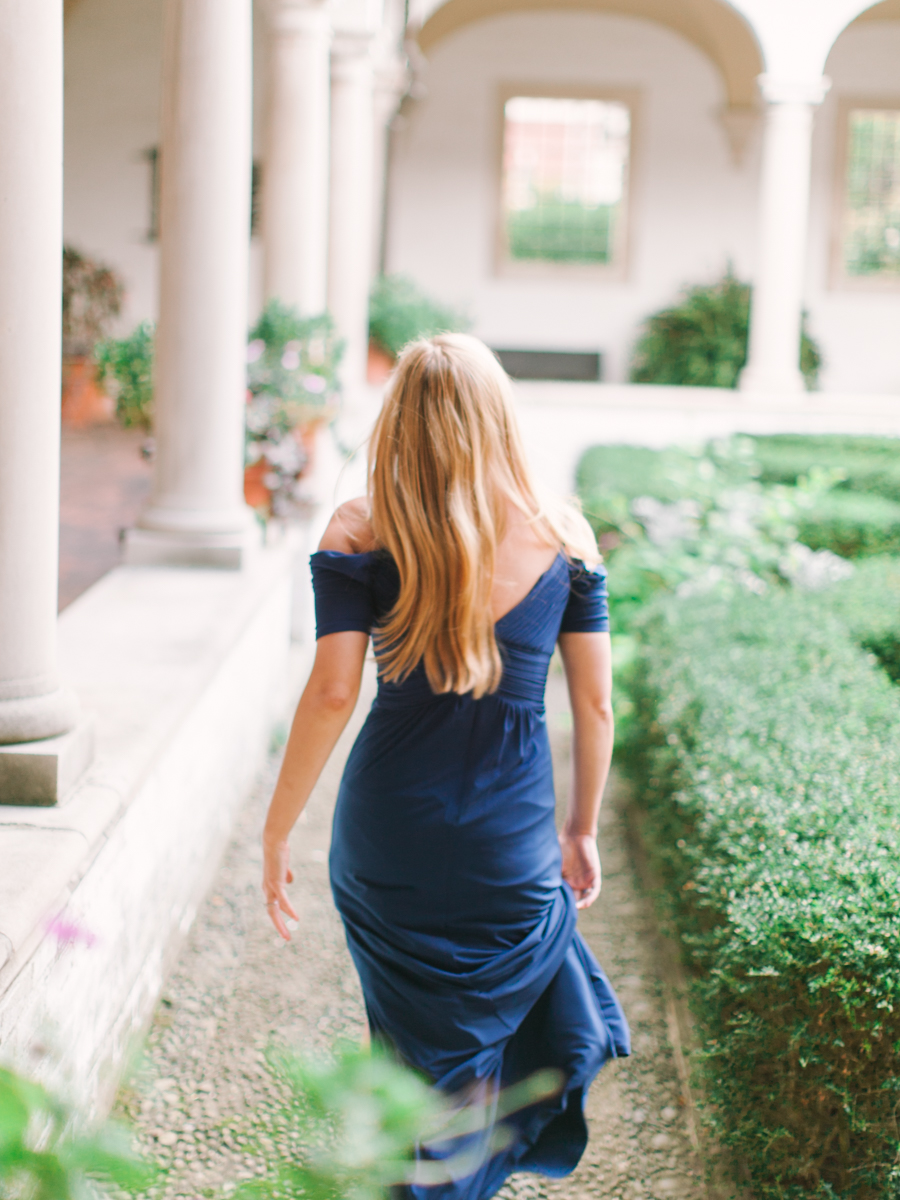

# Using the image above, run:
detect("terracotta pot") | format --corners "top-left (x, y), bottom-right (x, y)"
top-left (243, 459), bottom-right (271, 511)
top-left (367, 340), bottom-right (395, 384)
top-left (61, 354), bottom-right (114, 427)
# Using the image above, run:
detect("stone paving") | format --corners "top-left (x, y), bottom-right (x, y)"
top-left (115, 662), bottom-right (712, 1200)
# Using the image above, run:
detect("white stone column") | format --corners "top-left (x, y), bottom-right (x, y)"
top-left (329, 32), bottom-right (377, 391)
top-left (0, 0), bottom-right (76, 748)
top-left (262, 0), bottom-right (331, 314)
top-left (371, 57), bottom-right (408, 276)
top-left (126, 0), bottom-right (256, 568)
top-left (740, 76), bottom-right (830, 395)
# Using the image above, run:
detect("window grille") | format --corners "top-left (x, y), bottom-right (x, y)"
top-left (501, 96), bottom-right (630, 267)
top-left (842, 107), bottom-right (900, 278)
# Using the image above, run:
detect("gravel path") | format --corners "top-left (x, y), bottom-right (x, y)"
top-left (116, 659), bottom-right (710, 1200)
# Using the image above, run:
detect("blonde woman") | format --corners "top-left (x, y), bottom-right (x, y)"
top-left (262, 334), bottom-right (629, 1200)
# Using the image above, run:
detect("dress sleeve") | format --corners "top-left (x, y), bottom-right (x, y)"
top-left (310, 551), bottom-right (375, 638)
top-left (559, 562), bottom-right (610, 634)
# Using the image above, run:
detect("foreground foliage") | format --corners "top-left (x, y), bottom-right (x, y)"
top-left (235, 1042), bottom-right (561, 1200)
top-left (620, 558), bottom-right (900, 1198)
top-left (0, 1066), bottom-right (151, 1199)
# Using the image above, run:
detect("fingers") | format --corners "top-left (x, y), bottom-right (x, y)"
top-left (265, 889), bottom-right (298, 940)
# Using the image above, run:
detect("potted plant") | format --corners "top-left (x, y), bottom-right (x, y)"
top-left (94, 320), bottom-right (155, 435)
top-left (61, 244), bottom-right (124, 426)
top-left (245, 300), bottom-right (343, 518)
top-left (367, 275), bottom-right (470, 382)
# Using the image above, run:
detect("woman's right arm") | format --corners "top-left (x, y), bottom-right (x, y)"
top-left (262, 630), bottom-right (368, 940)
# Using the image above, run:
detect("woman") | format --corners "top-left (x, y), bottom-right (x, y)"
top-left (262, 334), bottom-right (629, 1200)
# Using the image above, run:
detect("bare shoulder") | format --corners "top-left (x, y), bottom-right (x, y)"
top-left (317, 498), bottom-right (377, 554)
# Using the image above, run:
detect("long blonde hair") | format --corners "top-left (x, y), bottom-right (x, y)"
top-left (368, 333), bottom-right (599, 698)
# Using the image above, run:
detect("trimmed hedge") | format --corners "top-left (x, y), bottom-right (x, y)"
top-left (796, 490), bottom-right (900, 559)
top-left (621, 558), bottom-right (900, 1198)
top-left (748, 434), bottom-right (900, 504)
top-left (575, 444), bottom-right (692, 504)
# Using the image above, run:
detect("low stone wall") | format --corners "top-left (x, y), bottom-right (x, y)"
top-left (512, 382), bottom-right (900, 495)
top-left (0, 546), bottom-right (294, 1115)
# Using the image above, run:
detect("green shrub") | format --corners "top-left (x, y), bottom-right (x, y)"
top-left (95, 320), bottom-right (155, 430)
top-left (629, 272), bottom-right (822, 390)
top-left (575, 444), bottom-right (693, 506)
top-left (747, 433), bottom-right (900, 504)
top-left (795, 489), bottom-right (900, 558)
top-left (368, 275), bottom-right (470, 359)
top-left (620, 559), bottom-right (900, 1198)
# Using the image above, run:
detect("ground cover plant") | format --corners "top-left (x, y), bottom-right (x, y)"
top-left (618, 561), bottom-right (900, 1198)
top-left (628, 272), bottom-right (822, 390)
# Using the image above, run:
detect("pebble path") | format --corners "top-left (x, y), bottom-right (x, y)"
top-left (116, 659), bottom-right (710, 1200)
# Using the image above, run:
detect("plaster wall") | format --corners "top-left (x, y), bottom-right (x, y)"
top-left (387, 8), bottom-right (900, 391)
top-left (386, 11), bottom-right (760, 383)
top-left (63, 0), bottom-right (268, 334)
top-left (806, 20), bottom-right (900, 393)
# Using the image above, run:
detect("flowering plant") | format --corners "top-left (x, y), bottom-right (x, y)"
top-left (245, 301), bottom-right (343, 517)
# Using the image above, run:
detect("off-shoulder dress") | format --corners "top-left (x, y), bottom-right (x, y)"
top-left (310, 549), bottom-right (630, 1200)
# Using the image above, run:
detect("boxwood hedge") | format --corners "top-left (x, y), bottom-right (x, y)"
top-left (748, 434), bottom-right (900, 504)
top-left (620, 557), bottom-right (900, 1198)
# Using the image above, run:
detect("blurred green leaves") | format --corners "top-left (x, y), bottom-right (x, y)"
top-left (0, 1066), bottom-right (153, 1200)
top-left (233, 1042), bottom-right (561, 1200)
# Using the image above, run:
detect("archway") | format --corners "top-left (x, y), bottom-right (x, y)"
top-left (414, 0), bottom-right (764, 108)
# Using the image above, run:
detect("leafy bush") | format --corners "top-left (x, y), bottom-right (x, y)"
top-left (629, 272), bottom-right (822, 390)
top-left (747, 433), bottom-right (900, 504)
top-left (62, 244), bottom-right (123, 357)
top-left (95, 321), bottom-right (155, 430)
top-left (795, 489), bottom-right (900, 558)
top-left (620, 559), bottom-right (900, 1198)
top-left (0, 1064), bottom-right (152, 1198)
top-left (368, 275), bottom-right (470, 359)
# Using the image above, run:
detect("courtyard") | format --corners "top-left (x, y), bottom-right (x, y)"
top-left (3, 0), bottom-right (900, 1197)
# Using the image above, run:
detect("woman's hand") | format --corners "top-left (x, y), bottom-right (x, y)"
top-left (559, 830), bottom-right (602, 909)
top-left (263, 835), bottom-right (299, 941)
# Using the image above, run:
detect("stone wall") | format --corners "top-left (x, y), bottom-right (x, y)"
top-left (0, 547), bottom-right (294, 1115)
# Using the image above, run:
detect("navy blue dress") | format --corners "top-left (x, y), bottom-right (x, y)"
top-left (311, 549), bottom-right (630, 1200)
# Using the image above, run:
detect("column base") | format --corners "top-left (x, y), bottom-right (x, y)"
top-left (739, 365), bottom-right (807, 396)
top-left (0, 687), bottom-right (79, 745)
top-left (0, 716), bottom-right (95, 806)
top-left (122, 524), bottom-right (262, 569)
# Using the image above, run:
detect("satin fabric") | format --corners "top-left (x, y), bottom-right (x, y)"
top-left (311, 550), bottom-right (630, 1200)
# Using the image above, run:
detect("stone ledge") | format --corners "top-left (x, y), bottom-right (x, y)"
top-left (0, 547), bottom-right (294, 1112)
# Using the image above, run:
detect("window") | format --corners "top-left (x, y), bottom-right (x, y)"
top-left (838, 105), bottom-right (900, 283)
top-left (500, 94), bottom-right (631, 272)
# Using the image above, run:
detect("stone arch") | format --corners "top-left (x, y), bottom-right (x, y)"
top-left (414, 0), bottom-right (764, 107)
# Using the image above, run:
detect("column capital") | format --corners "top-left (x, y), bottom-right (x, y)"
top-left (757, 74), bottom-right (831, 107)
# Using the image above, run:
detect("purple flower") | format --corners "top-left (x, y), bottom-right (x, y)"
top-left (46, 914), bottom-right (98, 949)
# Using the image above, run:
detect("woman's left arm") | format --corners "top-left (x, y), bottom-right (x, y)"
top-left (262, 629), bottom-right (368, 940)
top-left (557, 631), bottom-right (614, 909)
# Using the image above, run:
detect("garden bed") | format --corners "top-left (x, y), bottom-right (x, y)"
top-left (618, 557), bottom-right (900, 1198)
